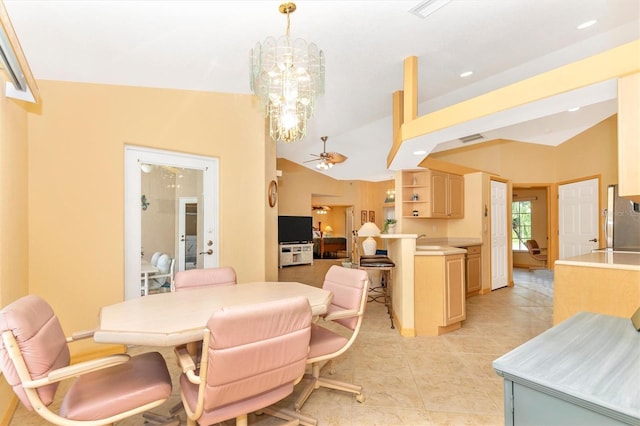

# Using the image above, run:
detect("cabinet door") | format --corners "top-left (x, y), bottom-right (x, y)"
top-left (466, 254), bottom-right (481, 294)
top-left (444, 254), bottom-right (466, 325)
top-left (430, 171), bottom-right (449, 217)
top-left (448, 174), bottom-right (465, 218)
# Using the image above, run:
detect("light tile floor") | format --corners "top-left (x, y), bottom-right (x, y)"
top-left (10, 265), bottom-right (553, 425)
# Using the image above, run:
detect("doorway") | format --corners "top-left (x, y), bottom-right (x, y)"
top-left (124, 146), bottom-right (219, 300)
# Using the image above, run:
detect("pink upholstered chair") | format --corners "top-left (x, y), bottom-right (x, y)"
top-left (173, 266), bottom-right (237, 292)
top-left (175, 296), bottom-right (314, 426)
top-left (294, 265), bottom-right (369, 411)
top-left (0, 295), bottom-right (174, 425)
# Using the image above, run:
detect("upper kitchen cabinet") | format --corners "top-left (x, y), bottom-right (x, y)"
top-left (402, 170), bottom-right (464, 218)
top-left (618, 73), bottom-right (640, 203)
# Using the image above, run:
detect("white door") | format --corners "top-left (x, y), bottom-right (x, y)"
top-left (124, 146), bottom-right (219, 300)
top-left (491, 180), bottom-right (509, 290)
top-left (559, 178), bottom-right (599, 259)
top-left (178, 197), bottom-right (198, 272)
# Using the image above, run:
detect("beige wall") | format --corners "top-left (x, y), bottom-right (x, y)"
top-left (0, 81), bottom-right (29, 423)
top-left (22, 80), bottom-right (270, 358)
top-left (430, 116), bottom-right (618, 193)
top-left (277, 159), bottom-right (392, 231)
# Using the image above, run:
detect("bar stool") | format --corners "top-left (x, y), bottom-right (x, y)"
top-left (359, 255), bottom-right (395, 329)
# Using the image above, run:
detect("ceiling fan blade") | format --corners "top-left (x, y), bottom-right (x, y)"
top-left (327, 152), bottom-right (347, 163)
top-left (303, 158), bottom-right (320, 163)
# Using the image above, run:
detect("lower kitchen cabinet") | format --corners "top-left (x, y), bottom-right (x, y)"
top-left (465, 245), bottom-right (482, 296)
top-left (414, 253), bottom-right (466, 336)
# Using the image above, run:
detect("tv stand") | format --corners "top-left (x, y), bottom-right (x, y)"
top-left (279, 243), bottom-right (314, 268)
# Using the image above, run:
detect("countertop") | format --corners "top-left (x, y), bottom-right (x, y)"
top-left (555, 251), bottom-right (640, 271)
top-left (493, 312), bottom-right (640, 423)
top-left (379, 235), bottom-right (481, 255)
top-left (414, 237), bottom-right (481, 256)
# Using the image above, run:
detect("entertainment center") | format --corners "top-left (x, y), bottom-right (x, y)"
top-left (278, 215), bottom-right (314, 268)
top-left (278, 243), bottom-right (313, 268)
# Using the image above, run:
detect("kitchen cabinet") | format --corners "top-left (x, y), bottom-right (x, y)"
top-left (465, 245), bottom-right (482, 296)
top-left (617, 73), bottom-right (640, 203)
top-left (414, 253), bottom-right (466, 335)
top-left (401, 170), bottom-right (464, 218)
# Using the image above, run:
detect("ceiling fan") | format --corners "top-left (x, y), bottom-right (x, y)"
top-left (304, 136), bottom-right (347, 170)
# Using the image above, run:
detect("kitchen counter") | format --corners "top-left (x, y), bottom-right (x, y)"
top-left (555, 251), bottom-right (640, 271)
top-left (494, 312), bottom-right (640, 425)
top-left (414, 238), bottom-right (481, 256)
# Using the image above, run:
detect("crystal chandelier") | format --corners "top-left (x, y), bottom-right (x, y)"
top-left (250, 2), bottom-right (325, 143)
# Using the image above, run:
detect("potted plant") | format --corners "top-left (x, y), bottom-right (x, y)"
top-left (383, 218), bottom-right (397, 234)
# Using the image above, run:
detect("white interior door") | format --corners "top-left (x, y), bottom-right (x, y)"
top-left (559, 178), bottom-right (599, 259)
top-left (491, 180), bottom-right (508, 290)
top-left (124, 146), bottom-right (219, 300)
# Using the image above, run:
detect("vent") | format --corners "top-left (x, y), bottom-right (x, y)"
top-left (459, 133), bottom-right (484, 143)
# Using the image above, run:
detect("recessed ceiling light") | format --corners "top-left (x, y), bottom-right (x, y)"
top-left (413, 150), bottom-right (427, 156)
top-left (577, 19), bottom-right (597, 30)
top-left (568, 107), bottom-right (580, 112)
top-left (409, 0), bottom-right (451, 18)
top-left (460, 71), bottom-right (473, 78)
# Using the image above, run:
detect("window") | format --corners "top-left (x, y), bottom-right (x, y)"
top-left (512, 201), bottom-right (532, 250)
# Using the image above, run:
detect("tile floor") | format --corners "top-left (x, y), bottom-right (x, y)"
top-left (9, 264), bottom-right (553, 426)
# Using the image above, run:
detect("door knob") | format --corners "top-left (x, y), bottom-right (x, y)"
top-left (589, 238), bottom-right (598, 243)
top-left (199, 249), bottom-right (213, 255)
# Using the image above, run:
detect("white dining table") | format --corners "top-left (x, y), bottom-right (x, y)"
top-left (94, 281), bottom-right (333, 347)
top-left (140, 260), bottom-right (159, 296)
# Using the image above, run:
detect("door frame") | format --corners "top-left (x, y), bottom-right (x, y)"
top-left (124, 146), bottom-right (219, 300)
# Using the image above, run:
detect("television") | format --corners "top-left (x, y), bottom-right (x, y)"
top-left (278, 216), bottom-right (313, 244)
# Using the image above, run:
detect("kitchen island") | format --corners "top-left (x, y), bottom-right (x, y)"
top-left (554, 251), bottom-right (640, 324)
top-left (381, 235), bottom-right (482, 336)
top-left (494, 311), bottom-right (640, 425)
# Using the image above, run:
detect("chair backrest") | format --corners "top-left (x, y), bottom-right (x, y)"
top-left (526, 239), bottom-right (540, 254)
top-left (322, 265), bottom-right (369, 330)
top-left (150, 251), bottom-right (163, 266)
top-left (174, 266), bottom-right (237, 292)
top-left (199, 296), bottom-right (311, 417)
top-left (152, 254), bottom-right (172, 285)
top-left (0, 295), bottom-right (70, 410)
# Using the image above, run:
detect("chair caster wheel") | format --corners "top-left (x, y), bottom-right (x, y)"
top-left (355, 394), bottom-right (365, 403)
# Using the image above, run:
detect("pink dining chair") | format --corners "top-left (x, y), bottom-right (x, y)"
top-left (0, 295), bottom-right (175, 425)
top-left (173, 266), bottom-right (237, 292)
top-left (294, 265), bottom-right (369, 412)
top-left (175, 296), bottom-right (314, 426)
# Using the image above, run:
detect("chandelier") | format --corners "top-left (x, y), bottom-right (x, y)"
top-left (250, 2), bottom-right (325, 143)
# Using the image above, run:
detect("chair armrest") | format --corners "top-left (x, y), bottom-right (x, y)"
top-left (323, 309), bottom-right (359, 322)
top-left (66, 329), bottom-right (95, 342)
top-left (174, 345), bottom-right (201, 384)
top-left (25, 354), bottom-right (131, 389)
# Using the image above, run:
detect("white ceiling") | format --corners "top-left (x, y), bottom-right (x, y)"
top-left (5, 0), bottom-right (639, 181)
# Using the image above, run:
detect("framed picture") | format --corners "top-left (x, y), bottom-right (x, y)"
top-left (361, 210), bottom-right (367, 225)
top-left (369, 211), bottom-right (375, 223)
